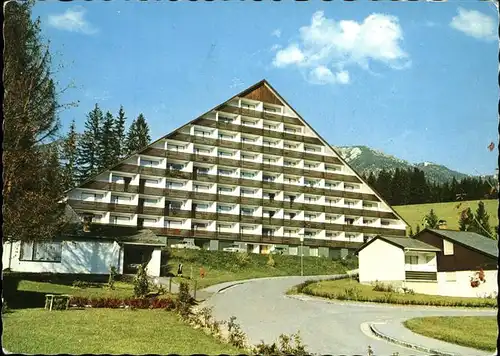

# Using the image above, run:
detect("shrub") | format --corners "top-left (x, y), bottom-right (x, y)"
top-left (176, 281), bottom-right (193, 320)
top-left (108, 266), bottom-right (118, 290)
top-left (372, 281), bottom-right (395, 293)
top-left (253, 331), bottom-right (309, 356)
top-left (69, 296), bottom-right (176, 309)
top-left (133, 263), bottom-right (150, 298)
top-left (72, 280), bottom-right (90, 289)
top-left (227, 316), bottom-right (247, 349)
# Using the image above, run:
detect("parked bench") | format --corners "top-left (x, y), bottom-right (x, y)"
top-left (45, 294), bottom-right (72, 311)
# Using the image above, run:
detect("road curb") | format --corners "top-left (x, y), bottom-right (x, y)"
top-left (368, 323), bottom-right (455, 356)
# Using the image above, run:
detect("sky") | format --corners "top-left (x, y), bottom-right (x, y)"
top-left (30, 0), bottom-right (499, 176)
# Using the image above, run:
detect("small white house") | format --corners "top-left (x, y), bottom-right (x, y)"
top-left (357, 236), bottom-right (441, 294)
top-left (2, 232), bottom-right (165, 278)
top-left (357, 229), bottom-right (499, 298)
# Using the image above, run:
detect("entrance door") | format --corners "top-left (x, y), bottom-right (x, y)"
top-left (123, 245), bottom-right (154, 274)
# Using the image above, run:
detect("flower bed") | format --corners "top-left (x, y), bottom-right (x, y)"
top-left (69, 296), bottom-right (176, 310)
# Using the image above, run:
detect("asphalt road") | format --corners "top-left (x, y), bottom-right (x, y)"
top-left (202, 275), bottom-right (496, 356)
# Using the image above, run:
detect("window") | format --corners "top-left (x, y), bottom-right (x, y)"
top-left (194, 130), bottom-right (211, 137)
top-left (166, 220), bottom-right (183, 228)
top-left (405, 255), bottom-right (418, 265)
top-left (111, 216), bottom-right (131, 225)
top-left (263, 175), bottom-right (275, 182)
top-left (111, 175), bottom-right (125, 183)
top-left (241, 103), bottom-right (256, 110)
top-left (195, 147), bottom-right (211, 155)
top-left (144, 179), bottom-right (160, 186)
top-left (144, 198), bottom-right (158, 206)
top-left (242, 120), bottom-right (256, 126)
top-left (241, 171), bottom-right (256, 179)
top-left (81, 193), bottom-right (104, 202)
top-left (111, 195), bottom-right (131, 204)
top-left (443, 240), bottom-right (454, 255)
top-left (20, 241), bottom-right (62, 262)
top-left (195, 203), bottom-right (209, 211)
top-left (309, 248), bottom-right (319, 257)
top-left (218, 169), bottom-right (233, 176)
top-left (143, 218), bottom-right (157, 226)
top-left (289, 246), bottom-right (298, 256)
top-left (262, 229), bottom-right (274, 236)
top-left (218, 187), bottom-right (233, 194)
top-left (168, 144), bottom-right (185, 152)
top-left (167, 181), bottom-right (184, 189)
top-left (241, 189), bottom-right (255, 196)
top-left (195, 167), bottom-right (209, 175)
top-left (240, 225), bottom-right (255, 232)
top-left (218, 151), bottom-right (233, 157)
top-left (242, 155), bottom-right (256, 161)
top-left (305, 214), bottom-right (316, 221)
top-left (140, 159), bottom-right (159, 167)
top-left (345, 218), bottom-right (355, 225)
top-left (241, 208), bottom-right (254, 215)
top-left (242, 136), bottom-right (256, 143)
top-left (219, 116), bottom-right (233, 124)
top-left (445, 272), bottom-right (456, 282)
top-left (218, 134), bottom-right (234, 140)
top-left (217, 205), bottom-right (232, 213)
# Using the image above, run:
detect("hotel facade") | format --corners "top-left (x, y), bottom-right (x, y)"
top-left (64, 80), bottom-right (407, 259)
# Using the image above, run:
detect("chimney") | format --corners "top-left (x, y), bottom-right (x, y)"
top-left (438, 220), bottom-right (447, 230)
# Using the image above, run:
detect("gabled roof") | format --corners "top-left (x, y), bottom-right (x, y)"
top-left (422, 228), bottom-right (498, 259)
top-left (356, 235), bottom-right (441, 255)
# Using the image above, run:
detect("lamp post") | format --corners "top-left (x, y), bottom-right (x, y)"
top-left (299, 235), bottom-right (304, 277)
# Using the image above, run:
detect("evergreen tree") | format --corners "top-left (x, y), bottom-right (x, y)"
top-left (3, 0), bottom-right (66, 242)
top-left (126, 113), bottom-right (151, 154)
top-left (409, 226), bottom-right (414, 237)
top-left (113, 105), bottom-right (127, 160)
top-left (458, 208), bottom-right (474, 232)
top-left (423, 209), bottom-right (439, 229)
top-left (367, 172), bottom-right (377, 188)
top-left (473, 201), bottom-right (493, 238)
top-left (61, 120), bottom-right (79, 191)
top-left (415, 224), bottom-right (421, 234)
top-left (377, 170), bottom-right (393, 204)
top-left (99, 111), bottom-right (116, 170)
top-left (76, 104), bottom-right (102, 182)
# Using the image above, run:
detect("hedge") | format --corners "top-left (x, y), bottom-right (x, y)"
top-left (69, 296), bottom-right (176, 310)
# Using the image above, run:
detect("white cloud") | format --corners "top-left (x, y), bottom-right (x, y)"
top-left (273, 44), bottom-right (305, 67)
top-left (48, 7), bottom-right (98, 35)
top-left (272, 29), bottom-right (282, 38)
top-left (450, 7), bottom-right (496, 41)
top-left (271, 11), bottom-right (410, 85)
top-left (309, 66), bottom-right (350, 85)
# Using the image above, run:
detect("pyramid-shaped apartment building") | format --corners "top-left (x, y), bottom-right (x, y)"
top-left (4, 80), bottom-right (407, 276)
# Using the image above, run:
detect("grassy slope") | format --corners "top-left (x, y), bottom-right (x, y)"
top-left (167, 249), bottom-right (355, 289)
top-left (404, 316), bottom-right (497, 351)
top-left (394, 199), bottom-right (498, 231)
top-left (297, 278), bottom-right (497, 308)
top-left (3, 309), bottom-right (243, 355)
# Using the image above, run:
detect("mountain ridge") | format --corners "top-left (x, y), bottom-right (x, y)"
top-left (333, 145), bottom-right (470, 184)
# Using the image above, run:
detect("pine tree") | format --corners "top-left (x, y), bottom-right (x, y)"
top-left (415, 225), bottom-right (421, 234)
top-left (99, 111), bottom-right (116, 170)
top-left (113, 105), bottom-right (127, 160)
top-left (76, 104), bottom-right (103, 182)
top-left (458, 208), bottom-right (474, 231)
top-left (126, 113), bottom-right (151, 154)
top-left (3, 0), bottom-right (66, 242)
top-left (423, 209), bottom-right (439, 229)
top-left (61, 120), bottom-right (79, 191)
top-left (473, 201), bottom-right (493, 238)
top-left (377, 170), bottom-right (393, 204)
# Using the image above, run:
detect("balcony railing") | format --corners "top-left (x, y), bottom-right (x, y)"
top-left (405, 271), bottom-right (437, 281)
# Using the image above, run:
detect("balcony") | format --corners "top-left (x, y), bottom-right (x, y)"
top-left (217, 194), bottom-right (240, 204)
top-left (165, 169), bottom-right (191, 180)
top-left (140, 147), bottom-right (165, 158)
top-left (218, 140), bottom-right (241, 149)
top-left (262, 164), bottom-right (283, 174)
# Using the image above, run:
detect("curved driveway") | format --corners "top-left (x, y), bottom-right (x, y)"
top-left (202, 275), bottom-right (495, 356)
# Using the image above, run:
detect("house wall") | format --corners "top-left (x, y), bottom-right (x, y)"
top-left (436, 270), bottom-right (498, 298)
top-left (145, 248), bottom-right (162, 277)
top-left (358, 239), bottom-right (405, 284)
top-left (403, 281), bottom-right (439, 295)
top-left (414, 231), bottom-right (497, 271)
top-left (3, 240), bottom-right (121, 275)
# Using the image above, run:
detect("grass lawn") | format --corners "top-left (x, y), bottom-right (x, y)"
top-left (394, 199), bottom-right (498, 232)
top-left (167, 249), bottom-right (355, 289)
top-left (2, 308), bottom-right (244, 355)
top-left (404, 316), bottom-right (497, 351)
top-left (294, 278), bottom-right (497, 308)
top-left (18, 280), bottom-right (135, 299)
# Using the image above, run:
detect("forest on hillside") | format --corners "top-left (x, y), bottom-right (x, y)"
top-left (362, 168), bottom-right (497, 206)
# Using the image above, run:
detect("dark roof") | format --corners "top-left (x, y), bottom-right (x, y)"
top-left (356, 235), bottom-right (441, 254)
top-left (426, 229), bottom-right (499, 259)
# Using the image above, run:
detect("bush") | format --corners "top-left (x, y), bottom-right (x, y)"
top-left (69, 296), bottom-right (176, 310)
top-left (72, 280), bottom-right (91, 289)
top-left (253, 331), bottom-right (309, 356)
top-left (133, 263), bottom-right (150, 298)
top-left (227, 316), bottom-right (247, 349)
top-left (108, 266), bottom-right (118, 290)
top-left (176, 281), bottom-right (193, 320)
top-left (372, 281), bottom-right (395, 293)
top-left (267, 254), bottom-right (276, 268)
